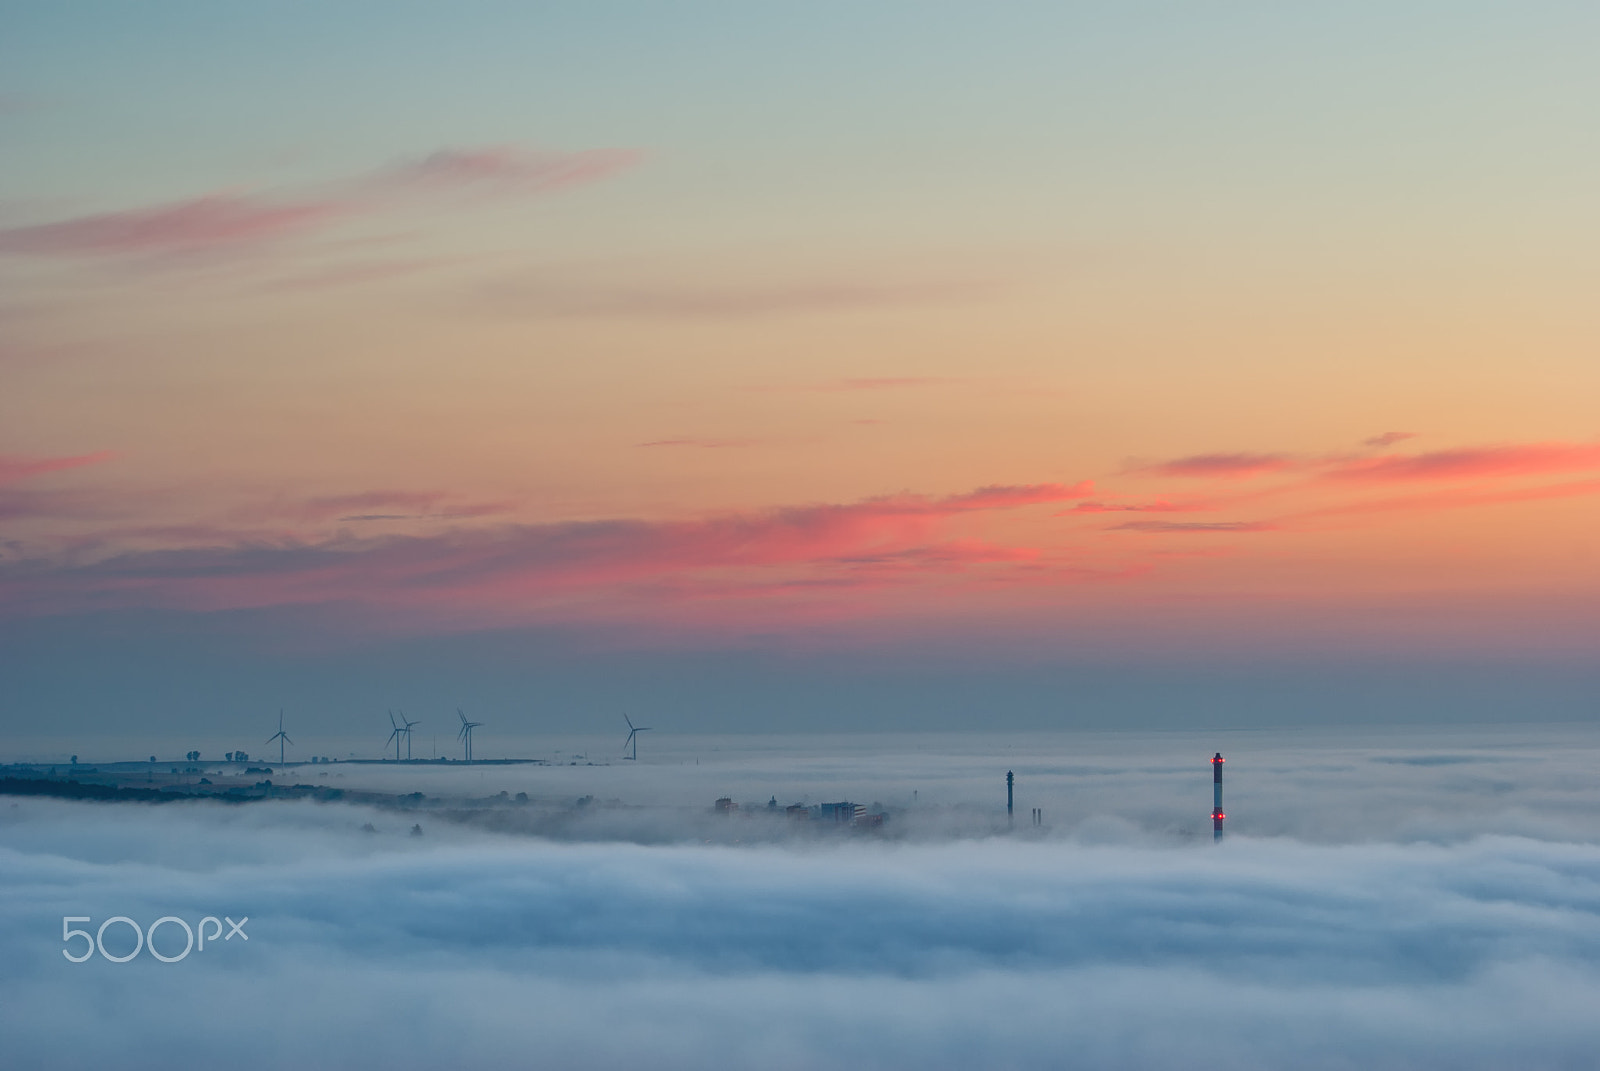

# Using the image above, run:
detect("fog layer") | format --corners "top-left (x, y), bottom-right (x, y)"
top-left (7, 730), bottom-right (1600, 1069)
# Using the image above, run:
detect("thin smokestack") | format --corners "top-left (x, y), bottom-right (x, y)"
top-left (1211, 753), bottom-right (1225, 842)
top-left (1006, 770), bottom-right (1014, 828)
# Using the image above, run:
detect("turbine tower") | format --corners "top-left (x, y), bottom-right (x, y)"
top-left (457, 709), bottom-right (482, 762)
top-left (386, 711), bottom-right (404, 761)
top-left (622, 714), bottom-right (652, 761)
top-left (266, 709), bottom-right (292, 765)
top-left (400, 712), bottom-right (421, 760)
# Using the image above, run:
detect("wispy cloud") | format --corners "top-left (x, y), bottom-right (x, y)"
top-left (1140, 453), bottom-right (1294, 480)
top-left (373, 146), bottom-right (642, 197)
top-left (1295, 476), bottom-right (1600, 521)
top-left (938, 482), bottom-right (1093, 510)
top-left (1110, 520), bottom-right (1276, 533)
top-left (1363, 431), bottom-right (1416, 448)
top-left (1064, 498), bottom-right (1206, 515)
top-left (1323, 442), bottom-right (1600, 483)
top-left (11, 434), bottom-right (1598, 632)
top-left (287, 490), bottom-right (515, 523)
top-left (0, 145), bottom-right (640, 261)
top-left (0, 196), bottom-right (343, 256)
top-left (0, 481), bottom-right (1095, 621)
top-left (0, 450), bottom-right (116, 486)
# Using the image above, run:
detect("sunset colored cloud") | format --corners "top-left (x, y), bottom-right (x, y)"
top-left (376, 146), bottom-right (642, 196)
top-left (0, 145), bottom-right (639, 260)
top-left (1141, 453), bottom-right (1294, 480)
top-left (292, 491), bottom-right (516, 523)
top-left (936, 482), bottom-right (1093, 510)
top-left (0, 481), bottom-right (1095, 622)
top-left (1323, 442), bottom-right (1600, 483)
top-left (1109, 520), bottom-right (1276, 533)
top-left (1065, 499), bottom-right (1205, 514)
top-left (0, 196), bottom-right (342, 256)
top-left (0, 450), bottom-right (116, 486)
top-left (1363, 431), bottom-right (1417, 448)
top-left (1296, 476), bottom-right (1600, 521)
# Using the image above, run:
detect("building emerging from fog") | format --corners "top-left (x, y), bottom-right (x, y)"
top-left (724, 797), bottom-right (888, 829)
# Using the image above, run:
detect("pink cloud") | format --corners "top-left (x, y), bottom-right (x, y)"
top-left (936, 482), bottom-right (1093, 511)
top-left (1363, 431), bottom-right (1416, 448)
top-left (303, 491), bottom-right (446, 515)
top-left (1142, 453), bottom-right (1294, 479)
top-left (0, 195), bottom-right (343, 256)
top-left (1324, 442), bottom-right (1600, 483)
top-left (1110, 520), bottom-right (1276, 533)
top-left (0, 481), bottom-right (1098, 621)
top-left (0, 144), bottom-right (640, 260)
top-left (1064, 498), bottom-right (1206, 514)
top-left (1296, 476), bottom-right (1600, 521)
top-left (376, 146), bottom-right (642, 196)
top-left (265, 490), bottom-right (516, 524)
top-left (0, 450), bottom-right (116, 486)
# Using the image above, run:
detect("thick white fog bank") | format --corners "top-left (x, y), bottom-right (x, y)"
top-left (5, 781), bottom-right (1600, 1069)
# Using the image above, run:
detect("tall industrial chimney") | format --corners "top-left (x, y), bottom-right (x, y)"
top-left (1006, 770), bottom-right (1014, 827)
top-left (1211, 752), bottom-right (1225, 841)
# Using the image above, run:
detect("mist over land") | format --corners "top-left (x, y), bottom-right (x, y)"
top-left (6, 727), bottom-right (1600, 1069)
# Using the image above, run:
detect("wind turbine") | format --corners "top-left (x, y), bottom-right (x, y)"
top-left (622, 714), bottom-right (651, 761)
top-left (266, 709), bottom-right (292, 765)
top-left (386, 711), bottom-right (404, 761)
top-left (400, 712), bottom-right (421, 760)
top-left (457, 709), bottom-right (482, 762)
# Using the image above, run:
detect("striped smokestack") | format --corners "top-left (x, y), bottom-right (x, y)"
top-left (1211, 752), bottom-right (1225, 842)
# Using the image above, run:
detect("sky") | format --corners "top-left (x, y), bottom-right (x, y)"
top-left (3, 3), bottom-right (1599, 743)
top-left (7, 730), bottom-right (1600, 1069)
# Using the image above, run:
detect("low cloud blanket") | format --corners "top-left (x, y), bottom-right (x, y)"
top-left (5, 778), bottom-right (1600, 1069)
